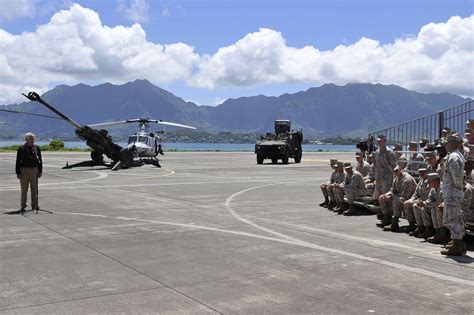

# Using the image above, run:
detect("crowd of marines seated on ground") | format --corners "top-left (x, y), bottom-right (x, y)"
top-left (320, 119), bottom-right (474, 257)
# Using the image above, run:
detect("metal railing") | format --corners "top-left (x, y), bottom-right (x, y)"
top-left (368, 100), bottom-right (473, 146)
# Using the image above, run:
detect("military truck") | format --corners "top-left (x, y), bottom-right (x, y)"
top-left (255, 120), bottom-right (303, 164)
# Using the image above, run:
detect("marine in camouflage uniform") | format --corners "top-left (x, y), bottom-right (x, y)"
top-left (341, 165), bottom-right (368, 216)
top-left (440, 134), bottom-right (466, 256)
top-left (355, 152), bottom-right (371, 177)
top-left (407, 141), bottom-right (426, 175)
top-left (373, 135), bottom-right (397, 201)
top-left (326, 162), bottom-right (346, 211)
top-left (332, 162), bottom-right (352, 211)
top-left (403, 168), bottom-right (430, 234)
top-left (377, 166), bottom-right (417, 231)
top-left (320, 159), bottom-right (339, 207)
top-left (425, 152), bottom-right (442, 178)
top-left (418, 174), bottom-right (448, 243)
top-left (394, 143), bottom-right (407, 170)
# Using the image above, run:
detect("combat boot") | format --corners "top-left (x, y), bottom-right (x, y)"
top-left (336, 203), bottom-right (349, 214)
top-left (410, 225), bottom-right (424, 237)
top-left (428, 229), bottom-right (441, 244)
top-left (327, 201), bottom-right (336, 211)
top-left (376, 214), bottom-right (392, 228)
top-left (438, 228), bottom-right (451, 245)
top-left (440, 239), bottom-right (463, 256)
top-left (405, 221), bottom-right (416, 233)
top-left (388, 217), bottom-right (400, 232)
top-left (343, 205), bottom-right (357, 216)
top-left (419, 225), bottom-right (435, 239)
top-left (319, 198), bottom-right (329, 207)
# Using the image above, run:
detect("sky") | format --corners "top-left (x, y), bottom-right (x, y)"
top-left (0, 0), bottom-right (472, 105)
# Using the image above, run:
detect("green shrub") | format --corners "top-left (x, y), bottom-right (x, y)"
top-left (49, 139), bottom-right (65, 150)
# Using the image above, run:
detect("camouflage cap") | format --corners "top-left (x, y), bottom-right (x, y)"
top-left (420, 138), bottom-right (429, 143)
top-left (355, 152), bottom-right (362, 157)
top-left (344, 164), bottom-right (353, 170)
top-left (376, 134), bottom-right (386, 141)
top-left (425, 151), bottom-right (436, 159)
top-left (447, 133), bottom-right (463, 143)
top-left (330, 159), bottom-right (338, 165)
top-left (334, 161), bottom-right (344, 168)
top-left (409, 141), bottom-right (417, 146)
top-left (394, 143), bottom-right (403, 150)
top-left (466, 118), bottom-right (474, 124)
top-left (343, 162), bottom-right (351, 167)
top-left (427, 173), bottom-right (440, 181)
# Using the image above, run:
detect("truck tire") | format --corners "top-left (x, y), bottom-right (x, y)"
top-left (271, 158), bottom-right (278, 164)
top-left (294, 149), bottom-right (302, 163)
top-left (282, 152), bottom-right (289, 164)
top-left (257, 154), bottom-right (264, 164)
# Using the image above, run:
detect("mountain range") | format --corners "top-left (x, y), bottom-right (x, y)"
top-left (0, 79), bottom-right (469, 139)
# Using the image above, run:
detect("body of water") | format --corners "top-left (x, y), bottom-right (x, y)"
top-left (0, 141), bottom-right (356, 152)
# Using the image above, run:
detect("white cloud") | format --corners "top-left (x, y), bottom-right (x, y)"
top-left (0, 4), bottom-right (471, 104)
top-left (190, 15), bottom-right (474, 97)
top-left (0, 3), bottom-right (199, 103)
top-left (0, 0), bottom-right (36, 21)
top-left (117, 0), bottom-right (149, 23)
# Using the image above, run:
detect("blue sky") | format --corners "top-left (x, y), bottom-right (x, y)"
top-left (0, 0), bottom-right (472, 105)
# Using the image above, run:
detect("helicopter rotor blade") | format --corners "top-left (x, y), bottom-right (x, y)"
top-left (86, 120), bottom-right (138, 128)
top-left (0, 108), bottom-right (64, 120)
top-left (156, 120), bottom-right (196, 129)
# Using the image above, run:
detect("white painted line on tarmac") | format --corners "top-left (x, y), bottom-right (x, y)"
top-left (224, 182), bottom-right (474, 287)
top-left (53, 209), bottom-right (474, 287)
top-left (0, 171), bottom-right (108, 190)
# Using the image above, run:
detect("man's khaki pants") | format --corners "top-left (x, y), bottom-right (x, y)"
top-left (20, 167), bottom-right (39, 209)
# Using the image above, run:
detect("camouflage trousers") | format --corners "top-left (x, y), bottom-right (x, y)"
top-left (431, 206), bottom-right (444, 229)
top-left (333, 187), bottom-right (345, 204)
top-left (444, 196), bottom-right (465, 240)
top-left (462, 207), bottom-right (474, 223)
top-left (381, 195), bottom-right (405, 217)
top-left (345, 187), bottom-right (369, 204)
top-left (321, 184), bottom-right (330, 199)
top-left (404, 200), bottom-right (420, 224)
top-left (373, 178), bottom-right (392, 200)
top-left (403, 201), bottom-right (434, 226)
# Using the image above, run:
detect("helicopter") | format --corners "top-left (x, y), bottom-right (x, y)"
top-left (0, 92), bottom-right (196, 171)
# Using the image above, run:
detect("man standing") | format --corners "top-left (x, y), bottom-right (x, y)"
top-left (16, 132), bottom-right (42, 212)
top-left (378, 166), bottom-right (417, 231)
top-left (373, 135), bottom-right (397, 202)
top-left (440, 134), bottom-right (466, 256)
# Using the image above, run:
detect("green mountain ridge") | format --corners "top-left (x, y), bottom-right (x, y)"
top-left (0, 80), bottom-right (469, 139)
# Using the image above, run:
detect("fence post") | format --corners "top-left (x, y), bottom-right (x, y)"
top-left (438, 111), bottom-right (444, 139)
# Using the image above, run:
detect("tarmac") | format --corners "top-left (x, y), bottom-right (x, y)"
top-left (0, 151), bottom-right (473, 314)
